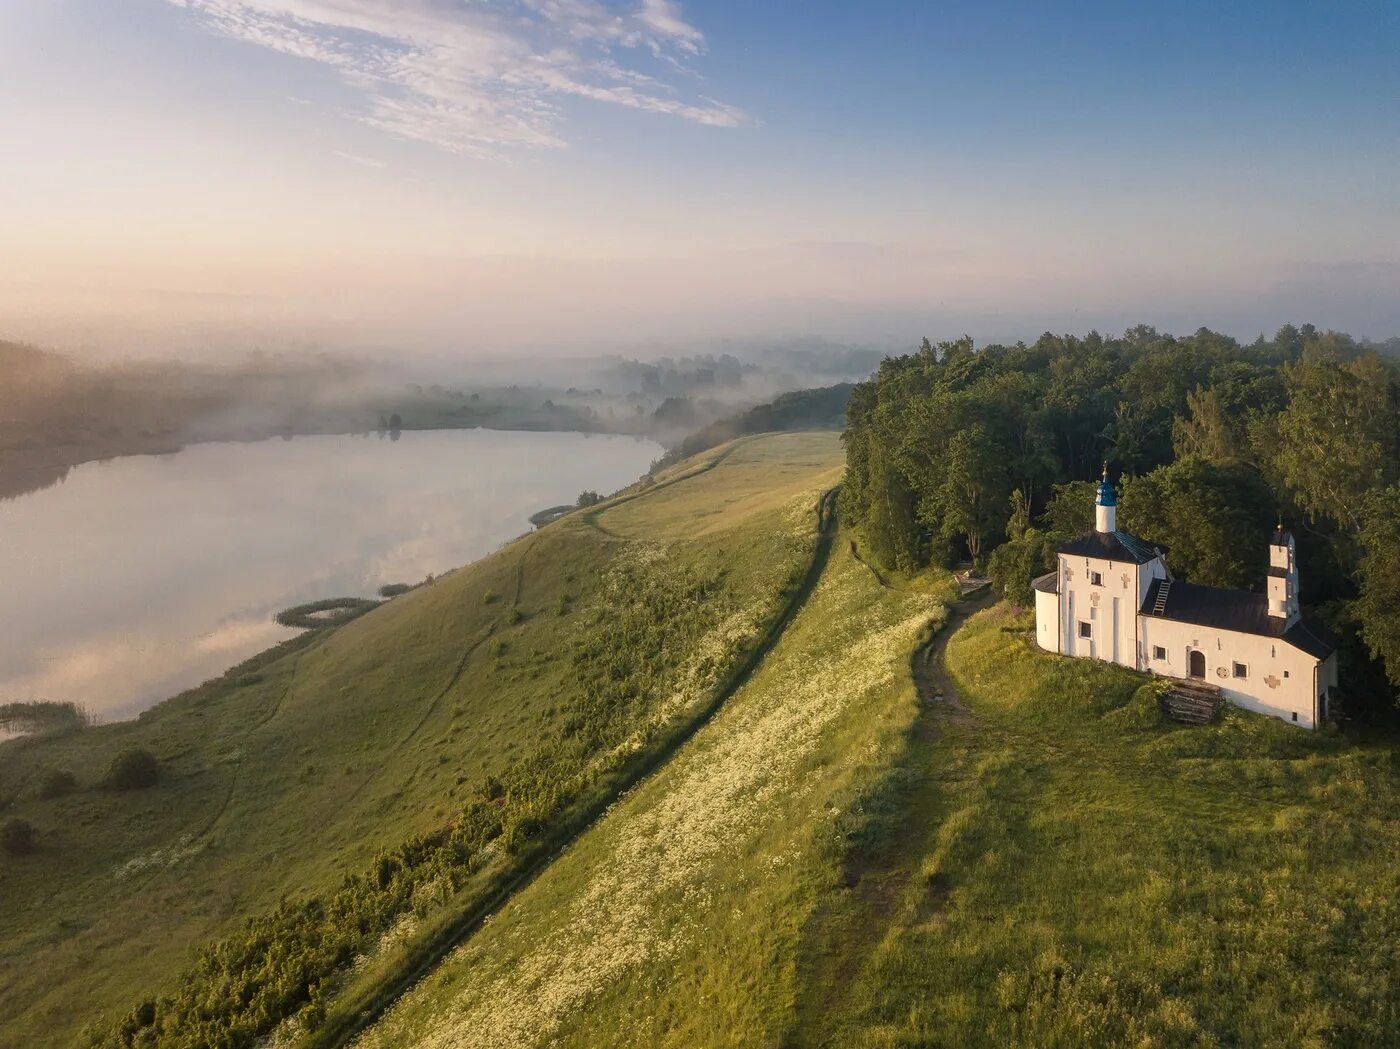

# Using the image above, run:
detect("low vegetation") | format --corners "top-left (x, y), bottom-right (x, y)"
top-left (0, 432), bottom-right (843, 1049)
top-left (274, 598), bottom-right (382, 630)
top-left (0, 700), bottom-right (91, 737)
top-left (2, 818), bottom-right (37, 856)
top-left (36, 768), bottom-right (78, 800)
top-left (355, 538), bottom-right (951, 1049)
top-left (101, 749), bottom-right (161, 792)
top-left (819, 605), bottom-right (1400, 1046)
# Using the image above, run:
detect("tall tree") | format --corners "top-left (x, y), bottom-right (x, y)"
top-left (917, 425), bottom-right (1009, 564)
top-left (1271, 356), bottom-right (1400, 537)
top-left (1119, 457), bottom-right (1276, 589)
top-left (1356, 487), bottom-right (1400, 690)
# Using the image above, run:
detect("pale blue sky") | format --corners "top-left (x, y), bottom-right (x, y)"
top-left (3, 0), bottom-right (1397, 357)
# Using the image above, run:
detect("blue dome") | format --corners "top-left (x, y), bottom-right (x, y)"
top-left (1096, 472), bottom-right (1116, 507)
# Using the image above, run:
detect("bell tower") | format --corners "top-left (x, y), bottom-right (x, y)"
top-left (1267, 525), bottom-right (1300, 625)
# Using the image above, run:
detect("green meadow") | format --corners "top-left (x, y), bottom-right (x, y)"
top-left (358, 572), bottom-right (1400, 1049)
top-left (0, 432), bottom-right (843, 1049)
top-left (824, 605), bottom-right (1400, 1047)
top-left (4, 430), bottom-right (1398, 1049)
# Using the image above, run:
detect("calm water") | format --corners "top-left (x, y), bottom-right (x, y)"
top-left (0, 430), bottom-right (659, 725)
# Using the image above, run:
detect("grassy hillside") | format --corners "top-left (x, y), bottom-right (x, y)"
top-left (359, 590), bottom-right (1400, 1049)
top-left (0, 432), bottom-right (843, 1049)
top-left (822, 605), bottom-right (1400, 1047)
top-left (355, 531), bottom-right (955, 1048)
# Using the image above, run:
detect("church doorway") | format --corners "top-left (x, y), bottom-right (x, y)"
top-left (1188, 649), bottom-right (1206, 679)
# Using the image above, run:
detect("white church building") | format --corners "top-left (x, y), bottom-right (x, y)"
top-left (1033, 471), bottom-right (1338, 728)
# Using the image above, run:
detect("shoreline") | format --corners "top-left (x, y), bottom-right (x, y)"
top-left (0, 433), bottom-right (664, 744)
top-left (0, 421), bottom-right (657, 502)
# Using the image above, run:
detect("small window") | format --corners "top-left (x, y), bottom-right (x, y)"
top-left (1078, 621), bottom-right (1092, 639)
top-left (1233, 662), bottom-right (1248, 679)
top-left (1089, 571), bottom-right (1104, 586)
top-left (1284, 670), bottom-right (1290, 679)
top-left (1292, 712), bottom-right (1298, 722)
top-left (1152, 645), bottom-right (1166, 661)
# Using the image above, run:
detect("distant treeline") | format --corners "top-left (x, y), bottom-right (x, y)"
top-left (0, 700), bottom-right (91, 737)
top-left (840, 324), bottom-right (1400, 715)
top-left (650, 382), bottom-right (853, 474)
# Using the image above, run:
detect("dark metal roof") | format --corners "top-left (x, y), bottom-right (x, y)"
top-left (1057, 530), bottom-right (1161, 565)
top-left (1139, 579), bottom-right (1337, 659)
top-left (1032, 571), bottom-right (1058, 595)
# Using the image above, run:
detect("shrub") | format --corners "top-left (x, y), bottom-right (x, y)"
top-left (506, 607), bottom-right (524, 626)
top-left (275, 597), bottom-right (379, 630)
top-left (102, 748), bottom-right (160, 791)
top-left (36, 768), bottom-right (77, 800)
top-left (378, 583), bottom-right (412, 598)
top-left (483, 589), bottom-right (500, 605)
top-left (2, 817), bottom-right (36, 855)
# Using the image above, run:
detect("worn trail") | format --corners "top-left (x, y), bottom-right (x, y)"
top-left (308, 488), bottom-right (841, 1049)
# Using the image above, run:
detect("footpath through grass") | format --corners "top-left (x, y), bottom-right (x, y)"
top-left (353, 539), bottom-right (955, 1048)
top-left (821, 604), bottom-right (1400, 1048)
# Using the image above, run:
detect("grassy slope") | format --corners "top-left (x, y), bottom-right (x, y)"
top-left (354, 539), bottom-right (955, 1048)
top-left (360, 586), bottom-right (1400, 1049)
top-left (825, 605), bottom-right (1400, 1047)
top-left (0, 432), bottom-right (842, 1049)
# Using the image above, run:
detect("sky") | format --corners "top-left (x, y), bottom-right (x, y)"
top-left (2, 0), bottom-right (1398, 360)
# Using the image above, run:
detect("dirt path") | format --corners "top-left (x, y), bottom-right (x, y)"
top-left (787, 584), bottom-right (993, 1047)
top-left (912, 585), bottom-right (993, 723)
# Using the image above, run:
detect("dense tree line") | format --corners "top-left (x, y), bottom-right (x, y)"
top-left (841, 324), bottom-right (1400, 711)
top-left (650, 382), bottom-right (853, 473)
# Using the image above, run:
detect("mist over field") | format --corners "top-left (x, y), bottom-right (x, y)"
top-left (6, 4), bottom-right (1400, 1049)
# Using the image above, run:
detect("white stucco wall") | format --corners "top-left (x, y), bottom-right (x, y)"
top-left (1033, 530), bottom-right (1334, 729)
top-left (1035, 587), bottom-right (1059, 652)
top-left (1057, 553), bottom-right (1149, 670)
top-left (1138, 617), bottom-right (1333, 728)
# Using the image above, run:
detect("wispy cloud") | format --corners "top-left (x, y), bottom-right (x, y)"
top-left (166, 0), bottom-right (747, 156)
top-left (332, 148), bottom-right (388, 167)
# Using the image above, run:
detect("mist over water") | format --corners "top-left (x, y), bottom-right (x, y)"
top-left (0, 430), bottom-right (659, 724)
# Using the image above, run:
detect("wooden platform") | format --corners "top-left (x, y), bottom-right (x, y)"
top-left (1160, 679), bottom-right (1223, 725)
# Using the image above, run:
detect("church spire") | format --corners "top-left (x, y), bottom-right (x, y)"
top-left (1095, 463), bottom-right (1117, 533)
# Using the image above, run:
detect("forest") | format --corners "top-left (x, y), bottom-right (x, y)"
top-left (839, 324), bottom-right (1400, 719)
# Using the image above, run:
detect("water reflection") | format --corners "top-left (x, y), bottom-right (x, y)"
top-left (0, 430), bottom-right (658, 724)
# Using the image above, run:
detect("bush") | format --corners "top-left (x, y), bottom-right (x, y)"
top-left (2, 817), bottom-right (36, 855)
top-left (102, 748), bottom-right (161, 791)
top-left (36, 768), bottom-right (77, 800)
top-left (275, 597), bottom-right (380, 630)
top-left (378, 583), bottom-right (412, 598)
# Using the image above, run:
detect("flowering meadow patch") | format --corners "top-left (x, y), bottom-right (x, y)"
top-left (355, 551), bottom-right (941, 1049)
top-left (89, 481), bottom-right (820, 1049)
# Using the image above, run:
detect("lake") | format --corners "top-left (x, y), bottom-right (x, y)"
top-left (0, 429), bottom-right (660, 726)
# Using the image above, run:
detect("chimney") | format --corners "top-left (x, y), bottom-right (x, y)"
top-left (1267, 524), bottom-right (1300, 624)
